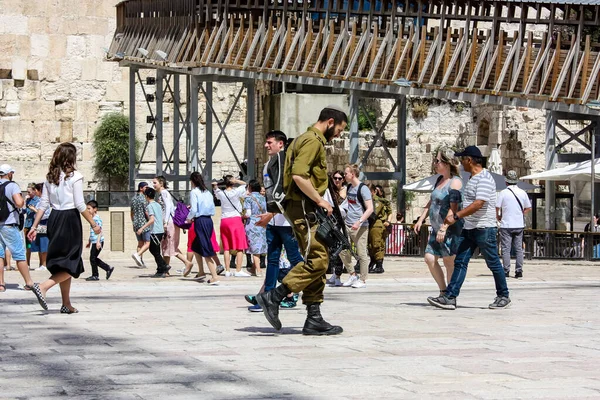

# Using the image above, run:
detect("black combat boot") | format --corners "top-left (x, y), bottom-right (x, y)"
top-left (255, 284), bottom-right (291, 331)
top-left (372, 260), bottom-right (384, 274)
top-left (302, 303), bottom-right (343, 336)
top-left (260, 254), bottom-right (266, 270)
top-left (368, 259), bottom-right (376, 273)
top-left (245, 253), bottom-right (253, 271)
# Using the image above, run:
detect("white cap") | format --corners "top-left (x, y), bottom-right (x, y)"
top-left (0, 164), bottom-right (15, 175)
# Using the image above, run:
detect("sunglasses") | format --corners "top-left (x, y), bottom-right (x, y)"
top-left (333, 176), bottom-right (343, 181)
top-left (433, 159), bottom-right (443, 165)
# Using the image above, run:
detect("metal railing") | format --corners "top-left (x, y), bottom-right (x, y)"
top-left (385, 224), bottom-right (600, 261)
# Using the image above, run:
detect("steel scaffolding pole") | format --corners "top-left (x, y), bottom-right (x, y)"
top-left (190, 76), bottom-right (200, 173)
top-left (545, 112), bottom-right (557, 230)
top-left (128, 67), bottom-right (137, 191)
top-left (173, 74), bottom-right (180, 191)
top-left (155, 70), bottom-right (164, 176)
top-left (205, 81), bottom-right (213, 182)
top-left (349, 92), bottom-right (359, 164)
top-left (397, 95), bottom-right (407, 213)
top-left (246, 81), bottom-right (256, 179)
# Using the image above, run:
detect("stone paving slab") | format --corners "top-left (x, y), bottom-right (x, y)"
top-left (1, 256), bottom-right (600, 399)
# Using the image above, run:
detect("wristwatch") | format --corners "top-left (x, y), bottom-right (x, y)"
top-left (453, 213), bottom-right (460, 221)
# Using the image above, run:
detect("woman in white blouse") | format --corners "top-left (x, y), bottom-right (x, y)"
top-left (152, 176), bottom-right (193, 274)
top-left (28, 143), bottom-right (101, 313)
top-left (212, 176), bottom-right (249, 277)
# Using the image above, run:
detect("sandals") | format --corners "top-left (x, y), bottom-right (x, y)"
top-left (23, 284), bottom-right (33, 291)
top-left (60, 306), bottom-right (79, 314)
top-left (207, 279), bottom-right (219, 286)
top-left (32, 283), bottom-right (48, 310)
top-left (0, 284), bottom-right (5, 293)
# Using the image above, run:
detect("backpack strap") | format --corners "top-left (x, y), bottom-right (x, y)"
top-left (0, 181), bottom-right (16, 208)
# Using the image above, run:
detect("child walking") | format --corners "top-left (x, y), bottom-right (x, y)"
top-left (136, 188), bottom-right (170, 278)
top-left (85, 200), bottom-right (114, 281)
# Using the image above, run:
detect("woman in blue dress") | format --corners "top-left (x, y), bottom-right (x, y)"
top-left (414, 148), bottom-right (464, 297)
top-left (243, 180), bottom-right (267, 277)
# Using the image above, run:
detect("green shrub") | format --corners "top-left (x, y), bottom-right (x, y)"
top-left (93, 113), bottom-right (136, 190)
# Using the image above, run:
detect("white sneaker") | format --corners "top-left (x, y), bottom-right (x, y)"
top-left (175, 269), bottom-right (184, 274)
top-left (351, 279), bottom-right (366, 289)
top-left (225, 271), bottom-right (233, 277)
top-left (342, 275), bottom-right (358, 287)
top-left (326, 274), bottom-right (336, 285)
top-left (36, 265), bottom-right (47, 271)
top-left (131, 253), bottom-right (143, 267)
top-left (234, 270), bottom-right (251, 277)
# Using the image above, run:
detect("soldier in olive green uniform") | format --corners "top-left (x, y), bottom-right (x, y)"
top-left (255, 106), bottom-right (348, 336)
top-left (368, 185), bottom-right (392, 273)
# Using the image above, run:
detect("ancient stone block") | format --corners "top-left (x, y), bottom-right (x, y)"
top-left (30, 34), bottom-right (49, 58)
top-left (3, 101), bottom-right (19, 116)
top-left (11, 58), bottom-right (27, 80)
top-left (18, 80), bottom-right (41, 101)
top-left (66, 35), bottom-right (86, 58)
top-left (0, 15), bottom-right (28, 35)
top-left (60, 121), bottom-right (73, 142)
top-left (20, 100), bottom-right (55, 121)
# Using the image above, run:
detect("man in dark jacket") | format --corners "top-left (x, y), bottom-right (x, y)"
top-left (244, 131), bottom-right (304, 312)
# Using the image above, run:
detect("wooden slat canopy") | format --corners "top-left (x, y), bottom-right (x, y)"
top-left (109, 0), bottom-right (600, 110)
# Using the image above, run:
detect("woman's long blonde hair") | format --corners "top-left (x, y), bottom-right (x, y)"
top-left (435, 147), bottom-right (460, 177)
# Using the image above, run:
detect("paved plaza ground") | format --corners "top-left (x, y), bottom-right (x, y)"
top-left (1, 255), bottom-right (600, 399)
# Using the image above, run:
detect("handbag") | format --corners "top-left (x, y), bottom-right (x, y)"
top-left (36, 224), bottom-right (47, 234)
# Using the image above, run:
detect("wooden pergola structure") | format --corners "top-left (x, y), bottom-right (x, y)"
top-left (109, 0), bottom-right (600, 216)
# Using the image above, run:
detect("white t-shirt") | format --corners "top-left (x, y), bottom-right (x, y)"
top-left (497, 185), bottom-right (531, 229)
top-left (215, 186), bottom-right (246, 219)
top-left (462, 169), bottom-right (497, 229)
top-left (263, 162), bottom-right (288, 227)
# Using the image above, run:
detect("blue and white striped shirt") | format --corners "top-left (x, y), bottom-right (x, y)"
top-left (463, 169), bottom-right (497, 229)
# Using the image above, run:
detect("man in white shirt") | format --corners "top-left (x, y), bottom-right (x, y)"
top-left (496, 170), bottom-right (532, 279)
top-left (0, 164), bottom-right (35, 292)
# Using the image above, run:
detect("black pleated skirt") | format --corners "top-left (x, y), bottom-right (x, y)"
top-left (47, 208), bottom-right (84, 278)
top-left (192, 216), bottom-right (217, 257)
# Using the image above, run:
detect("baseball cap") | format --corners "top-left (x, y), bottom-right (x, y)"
top-left (505, 170), bottom-right (519, 185)
top-left (454, 146), bottom-right (484, 158)
top-left (0, 164), bottom-right (15, 175)
top-left (137, 181), bottom-right (148, 190)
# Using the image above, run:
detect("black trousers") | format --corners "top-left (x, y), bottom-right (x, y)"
top-left (90, 242), bottom-right (111, 276)
top-left (150, 233), bottom-right (169, 273)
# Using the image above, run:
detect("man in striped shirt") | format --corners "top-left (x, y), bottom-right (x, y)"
top-left (428, 146), bottom-right (511, 310)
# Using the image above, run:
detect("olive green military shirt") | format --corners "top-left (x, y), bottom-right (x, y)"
top-left (374, 195), bottom-right (392, 221)
top-left (284, 126), bottom-right (329, 201)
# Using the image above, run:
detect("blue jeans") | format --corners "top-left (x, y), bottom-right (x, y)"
top-left (264, 225), bottom-right (304, 292)
top-left (446, 227), bottom-right (509, 299)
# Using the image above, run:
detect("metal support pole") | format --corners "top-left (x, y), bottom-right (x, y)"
top-left (190, 76), bottom-right (200, 173)
top-left (185, 75), bottom-right (191, 191)
top-left (591, 124), bottom-right (596, 232)
top-left (173, 74), bottom-right (180, 192)
top-left (246, 81), bottom-right (256, 179)
top-left (205, 81), bottom-right (213, 182)
top-left (397, 95), bottom-right (407, 213)
top-left (545, 112), bottom-right (557, 230)
top-left (128, 67), bottom-right (137, 191)
top-left (155, 70), bottom-right (164, 176)
top-left (349, 92), bottom-right (359, 164)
